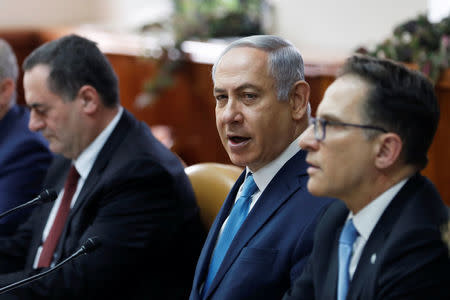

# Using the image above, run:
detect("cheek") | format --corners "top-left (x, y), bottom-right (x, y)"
top-left (215, 116), bottom-right (222, 131)
top-left (215, 109), bottom-right (225, 127)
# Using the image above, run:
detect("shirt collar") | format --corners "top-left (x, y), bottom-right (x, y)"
top-left (351, 177), bottom-right (409, 240)
top-left (246, 135), bottom-right (301, 193)
top-left (73, 106), bottom-right (123, 179)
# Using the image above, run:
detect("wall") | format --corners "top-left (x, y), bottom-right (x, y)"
top-left (0, 0), bottom-right (428, 62)
top-left (272, 0), bottom-right (428, 63)
top-left (0, 0), bottom-right (97, 28)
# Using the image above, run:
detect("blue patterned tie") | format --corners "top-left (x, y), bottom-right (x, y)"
top-left (337, 219), bottom-right (359, 300)
top-left (201, 173), bottom-right (258, 298)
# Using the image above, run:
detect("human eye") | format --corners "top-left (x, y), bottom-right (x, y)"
top-left (242, 92), bottom-right (258, 103)
top-left (214, 94), bottom-right (228, 102)
top-left (31, 105), bottom-right (49, 116)
top-left (244, 93), bottom-right (257, 99)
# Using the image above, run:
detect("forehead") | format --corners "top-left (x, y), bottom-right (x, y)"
top-left (23, 64), bottom-right (61, 106)
top-left (214, 47), bottom-right (272, 89)
top-left (23, 64), bottom-right (51, 89)
top-left (317, 74), bottom-right (370, 121)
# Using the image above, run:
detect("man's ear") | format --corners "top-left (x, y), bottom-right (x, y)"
top-left (374, 133), bottom-right (403, 169)
top-left (289, 80), bottom-right (310, 120)
top-left (78, 85), bottom-right (100, 115)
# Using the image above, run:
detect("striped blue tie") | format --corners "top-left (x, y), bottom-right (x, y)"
top-left (201, 173), bottom-right (258, 298)
top-left (337, 219), bottom-right (359, 300)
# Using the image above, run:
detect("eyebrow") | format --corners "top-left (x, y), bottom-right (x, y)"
top-left (317, 113), bottom-right (343, 122)
top-left (214, 83), bottom-right (263, 94)
top-left (28, 103), bottom-right (46, 110)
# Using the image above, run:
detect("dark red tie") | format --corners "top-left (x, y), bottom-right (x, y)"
top-left (37, 165), bottom-right (80, 268)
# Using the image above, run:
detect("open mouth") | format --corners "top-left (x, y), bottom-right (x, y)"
top-left (228, 136), bottom-right (250, 144)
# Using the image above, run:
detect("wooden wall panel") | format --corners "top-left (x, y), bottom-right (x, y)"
top-left (1, 28), bottom-right (448, 204)
top-left (106, 54), bottom-right (230, 165)
top-left (0, 30), bottom-right (44, 106)
top-left (422, 70), bottom-right (450, 205)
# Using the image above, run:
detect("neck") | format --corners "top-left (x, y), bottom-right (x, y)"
top-left (72, 106), bottom-right (119, 160)
top-left (344, 165), bottom-right (416, 214)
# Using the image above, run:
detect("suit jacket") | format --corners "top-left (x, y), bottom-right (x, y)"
top-left (0, 105), bottom-right (52, 236)
top-left (0, 109), bottom-right (206, 299)
top-left (283, 173), bottom-right (450, 300)
top-left (190, 150), bottom-right (334, 300)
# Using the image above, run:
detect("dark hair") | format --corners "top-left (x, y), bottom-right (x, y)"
top-left (340, 55), bottom-right (439, 169)
top-left (23, 34), bottom-right (119, 107)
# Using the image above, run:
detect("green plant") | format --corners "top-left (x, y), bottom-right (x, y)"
top-left (358, 14), bottom-right (450, 83)
top-left (173, 0), bottom-right (263, 41)
top-left (141, 0), bottom-right (266, 102)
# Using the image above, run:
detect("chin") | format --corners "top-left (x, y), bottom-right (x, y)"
top-left (49, 145), bottom-right (60, 154)
top-left (229, 159), bottom-right (247, 168)
top-left (226, 153), bottom-right (247, 167)
top-left (307, 179), bottom-right (325, 196)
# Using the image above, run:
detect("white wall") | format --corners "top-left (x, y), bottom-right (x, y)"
top-left (0, 0), bottom-right (173, 30)
top-left (0, 0), bottom-right (98, 28)
top-left (93, 0), bottom-right (173, 31)
top-left (272, 0), bottom-right (427, 63)
top-left (0, 0), bottom-right (429, 62)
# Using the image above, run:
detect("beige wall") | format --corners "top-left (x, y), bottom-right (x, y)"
top-left (0, 0), bottom-right (98, 28)
top-left (272, 0), bottom-right (427, 62)
top-left (0, 0), bottom-right (428, 62)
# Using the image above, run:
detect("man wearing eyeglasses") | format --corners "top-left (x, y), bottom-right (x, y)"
top-left (283, 55), bottom-right (450, 300)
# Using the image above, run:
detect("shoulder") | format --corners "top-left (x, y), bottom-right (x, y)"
top-left (390, 174), bottom-right (447, 231)
top-left (312, 200), bottom-right (348, 238)
top-left (2, 106), bottom-right (48, 149)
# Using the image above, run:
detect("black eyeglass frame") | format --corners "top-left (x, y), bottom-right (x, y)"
top-left (309, 117), bottom-right (388, 141)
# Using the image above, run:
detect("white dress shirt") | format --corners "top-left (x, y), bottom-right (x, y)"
top-left (33, 107), bottom-right (123, 268)
top-left (347, 177), bottom-right (408, 279)
top-left (201, 137), bottom-right (302, 292)
top-left (217, 136), bottom-right (302, 239)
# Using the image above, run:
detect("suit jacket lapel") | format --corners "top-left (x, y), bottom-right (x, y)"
top-left (348, 174), bottom-right (422, 298)
top-left (57, 110), bottom-right (134, 254)
top-left (67, 110), bottom-right (133, 217)
top-left (205, 150), bottom-right (309, 297)
top-left (329, 225), bottom-right (343, 299)
top-left (194, 171), bottom-right (245, 296)
top-left (321, 203), bottom-right (349, 300)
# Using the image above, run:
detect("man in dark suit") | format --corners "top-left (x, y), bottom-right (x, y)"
top-left (0, 38), bottom-right (52, 237)
top-left (189, 35), bottom-right (334, 300)
top-left (283, 55), bottom-right (450, 300)
top-left (0, 34), bottom-right (205, 299)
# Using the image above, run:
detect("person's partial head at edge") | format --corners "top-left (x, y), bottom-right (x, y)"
top-left (0, 38), bottom-right (19, 119)
top-left (300, 54), bottom-right (439, 213)
top-left (212, 35), bottom-right (311, 172)
top-left (22, 34), bottom-right (120, 160)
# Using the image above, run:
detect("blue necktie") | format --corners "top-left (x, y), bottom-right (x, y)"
top-left (337, 219), bottom-right (359, 300)
top-left (201, 173), bottom-right (258, 298)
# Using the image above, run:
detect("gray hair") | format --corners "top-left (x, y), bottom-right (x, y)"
top-left (0, 39), bottom-right (18, 103)
top-left (212, 35), bottom-right (305, 102)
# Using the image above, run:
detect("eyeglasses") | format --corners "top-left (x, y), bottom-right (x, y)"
top-left (309, 117), bottom-right (388, 141)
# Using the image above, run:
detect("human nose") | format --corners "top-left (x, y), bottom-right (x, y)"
top-left (28, 111), bottom-right (45, 132)
top-left (299, 124), bottom-right (319, 151)
top-left (218, 99), bottom-right (243, 124)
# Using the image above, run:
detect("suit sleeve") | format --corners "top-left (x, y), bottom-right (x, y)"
top-left (0, 139), bottom-right (52, 236)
